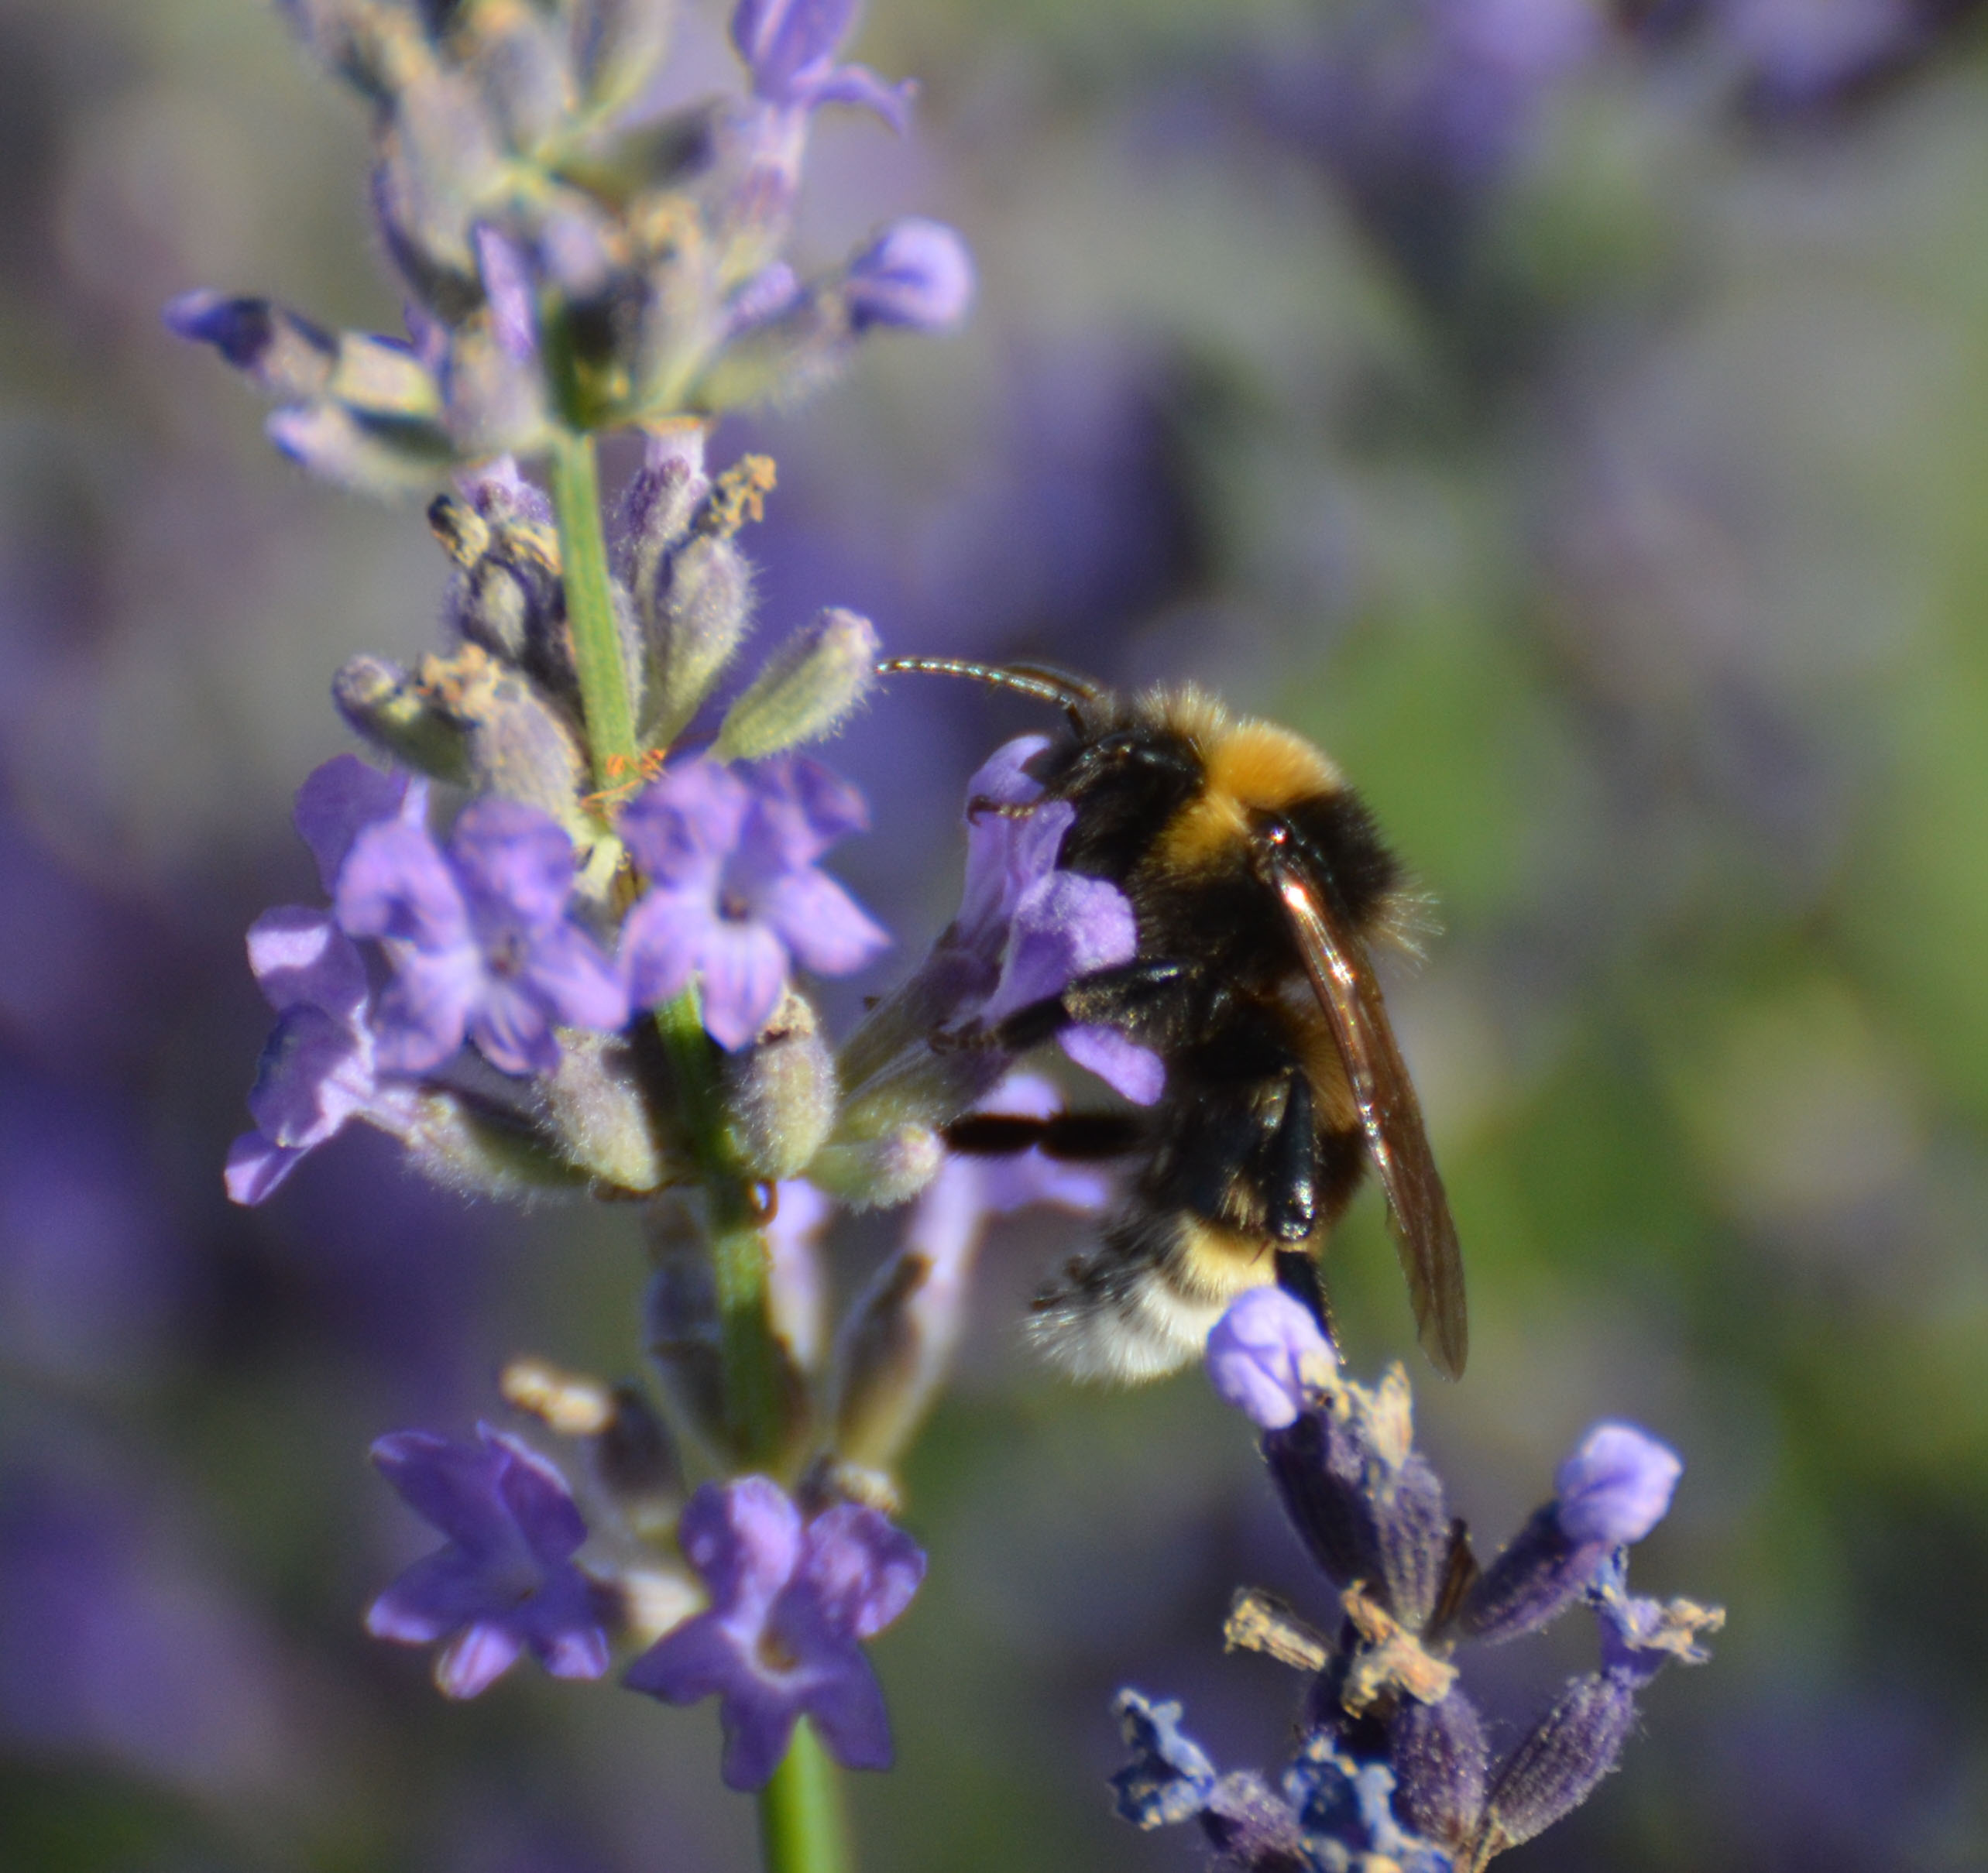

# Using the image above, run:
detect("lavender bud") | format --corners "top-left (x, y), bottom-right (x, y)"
top-left (620, 426), bottom-right (712, 599)
top-left (1389, 1689), bottom-right (1488, 1848)
top-left (400, 1090), bottom-right (592, 1198)
top-left (712, 607), bottom-right (881, 760)
top-left (401, 644), bottom-right (587, 832)
top-left (718, 987), bottom-right (838, 1180)
top-left (1265, 1382), bottom-right (1451, 1628)
top-left (1478, 1671), bottom-right (1639, 1851)
top-left (1202, 1771), bottom-right (1305, 1864)
top-left (325, 331), bottom-right (444, 420)
top-left (163, 292), bottom-right (337, 400)
top-left (542, 1032), bottom-right (682, 1193)
top-left (843, 218), bottom-right (974, 332)
top-left (806, 1121), bottom-right (944, 1209)
top-left (332, 654), bottom-right (475, 784)
top-left (373, 70), bottom-right (508, 305)
top-left (647, 534), bottom-right (753, 743)
top-left (568, 0), bottom-right (675, 112)
top-left (1554, 1422), bottom-right (1682, 1546)
top-left (266, 403), bottom-right (454, 496)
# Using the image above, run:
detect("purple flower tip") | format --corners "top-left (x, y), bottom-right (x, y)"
top-left (366, 1425), bottom-right (609, 1698)
top-left (730, 0), bottom-right (912, 127)
top-left (625, 1477), bottom-right (925, 1790)
top-left (1206, 1287), bottom-right (1338, 1430)
top-left (1554, 1422), bottom-right (1682, 1546)
top-left (163, 289), bottom-right (270, 361)
top-left (845, 219), bottom-right (975, 333)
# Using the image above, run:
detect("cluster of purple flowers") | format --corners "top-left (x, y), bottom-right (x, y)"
top-left (1110, 1287), bottom-right (1722, 1870)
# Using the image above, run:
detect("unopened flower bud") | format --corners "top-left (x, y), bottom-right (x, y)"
top-left (719, 989), bottom-right (837, 1180)
top-left (542, 1031), bottom-right (682, 1193)
top-left (1389, 1688), bottom-right (1489, 1849)
top-left (1479, 1671), bottom-right (1639, 1851)
top-left (333, 654), bottom-right (475, 784)
top-left (620, 425), bottom-right (712, 600)
top-left (1554, 1422), bottom-right (1681, 1546)
top-left (712, 607), bottom-right (880, 760)
top-left (843, 218), bottom-right (974, 332)
top-left (646, 533), bottom-right (753, 742)
top-left (806, 1121), bottom-right (943, 1209)
top-left (267, 402), bottom-right (454, 496)
top-left (163, 292), bottom-right (338, 400)
top-left (401, 1090), bottom-right (592, 1198)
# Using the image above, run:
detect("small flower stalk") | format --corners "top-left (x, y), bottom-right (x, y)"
top-left (1116, 1289), bottom-right (1724, 1872)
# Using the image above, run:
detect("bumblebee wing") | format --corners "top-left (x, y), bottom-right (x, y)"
top-left (1268, 850), bottom-right (1468, 1379)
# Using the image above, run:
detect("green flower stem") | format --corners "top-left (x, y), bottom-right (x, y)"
top-left (553, 422), bottom-right (841, 1872)
top-left (761, 1720), bottom-right (848, 1873)
top-left (654, 987), bottom-right (784, 1469)
top-left (548, 427), bottom-right (638, 790)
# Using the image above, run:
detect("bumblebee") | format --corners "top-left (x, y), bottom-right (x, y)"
top-left (883, 657), bottom-right (1468, 1384)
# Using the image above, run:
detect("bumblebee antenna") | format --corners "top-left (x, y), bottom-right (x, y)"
top-left (875, 657), bottom-right (1099, 732)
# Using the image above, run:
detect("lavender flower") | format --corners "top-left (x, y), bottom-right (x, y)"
top-left (336, 798), bottom-right (627, 1075)
top-left (226, 756), bottom-right (431, 1204)
top-left (620, 756), bottom-right (889, 1051)
top-left (367, 1426), bottom-right (610, 1699)
top-left (625, 1476), bottom-right (924, 1789)
top-left (959, 735), bottom-right (1164, 1105)
top-left (731, 0), bottom-right (915, 129)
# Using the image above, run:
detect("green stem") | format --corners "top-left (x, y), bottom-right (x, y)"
top-left (548, 427), bottom-right (638, 789)
top-left (551, 425), bottom-right (840, 1869)
top-left (760, 1720), bottom-right (847, 1873)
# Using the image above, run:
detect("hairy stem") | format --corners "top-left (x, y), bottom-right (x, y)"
top-left (548, 427), bottom-right (638, 790)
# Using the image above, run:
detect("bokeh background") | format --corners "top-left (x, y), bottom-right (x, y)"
top-left (4, 0), bottom-right (1988, 1868)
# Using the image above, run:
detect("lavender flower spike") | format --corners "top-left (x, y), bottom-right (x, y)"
top-left (625, 1476), bottom-right (924, 1789)
top-left (367, 1426), bottom-right (610, 1699)
top-left (1206, 1287), bottom-right (1340, 1431)
top-left (620, 756), bottom-right (889, 1051)
top-left (337, 798), bottom-right (627, 1076)
top-left (731, 0), bottom-right (914, 130)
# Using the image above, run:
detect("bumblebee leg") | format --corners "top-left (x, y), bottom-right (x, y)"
top-left (990, 958), bottom-right (1196, 1052)
top-left (940, 1112), bottom-right (1149, 1160)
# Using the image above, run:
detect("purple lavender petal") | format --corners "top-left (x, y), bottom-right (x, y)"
top-left (223, 1132), bottom-right (307, 1205)
top-left (792, 1503), bottom-right (925, 1640)
top-left (1555, 1423), bottom-right (1682, 1546)
top-left (373, 1430), bottom-right (517, 1552)
top-left (620, 761), bottom-right (751, 886)
top-left (679, 1477), bottom-right (804, 1614)
top-left (796, 1651), bottom-right (894, 1770)
top-left (520, 923), bottom-right (630, 1031)
top-left (474, 224), bottom-right (538, 362)
top-left (799, 64), bottom-right (913, 129)
top-left (467, 977), bottom-right (561, 1075)
top-left (732, 0), bottom-right (857, 98)
top-left (621, 888), bottom-right (716, 1010)
top-left (743, 755), bottom-right (871, 868)
top-left (337, 820), bottom-right (472, 952)
top-left (1206, 1287), bottom-right (1338, 1430)
top-left (448, 798), bottom-right (579, 935)
top-left (294, 755), bottom-right (419, 894)
top-left (984, 870), bottom-right (1138, 1020)
top-left (372, 949), bottom-right (479, 1072)
top-left (845, 219), bottom-right (975, 332)
top-left (245, 907), bottom-right (368, 1019)
top-left (1060, 1025), bottom-right (1166, 1106)
top-left (245, 1005), bottom-right (373, 1148)
top-left (757, 867), bottom-right (891, 976)
top-left (724, 263), bottom-right (802, 338)
top-left (436, 1623), bottom-right (527, 1698)
top-left (698, 920), bottom-right (792, 1049)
